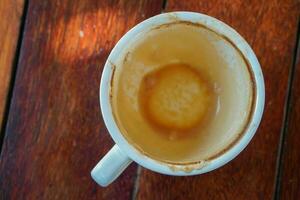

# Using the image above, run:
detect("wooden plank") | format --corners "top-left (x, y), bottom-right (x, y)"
top-left (0, 0), bottom-right (24, 131)
top-left (0, 0), bottom-right (163, 199)
top-left (136, 1), bottom-right (300, 199)
top-left (279, 32), bottom-right (300, 199)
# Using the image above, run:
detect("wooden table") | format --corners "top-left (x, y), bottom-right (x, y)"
top-left (0, 0), bottom-right (299, 199)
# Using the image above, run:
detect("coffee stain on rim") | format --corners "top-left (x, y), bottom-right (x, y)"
top-left (123, 51), bottom-right (131, 64)
top-left (167, 160), bottom-right (209, 172)
top-left (166, 13), bottom-right (180, 22)
top-left (108, 60), bottom-right (116, 102)
top-left (109, 20), bottom-right (258, 172)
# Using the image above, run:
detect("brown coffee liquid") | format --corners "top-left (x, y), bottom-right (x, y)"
top-left (111, 22), bottom-right (253, 163)
top-left (139, 63), bottom-right (214, 137)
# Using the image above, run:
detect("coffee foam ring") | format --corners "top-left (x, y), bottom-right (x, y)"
top-left (140, 63), bottom-right (211, 131)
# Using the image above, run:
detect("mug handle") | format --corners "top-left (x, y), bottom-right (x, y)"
top-left (91, 145), bottom-right (132, 186)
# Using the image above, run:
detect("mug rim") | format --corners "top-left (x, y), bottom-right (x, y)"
top-left (99, 11), bottom-right (265, 175)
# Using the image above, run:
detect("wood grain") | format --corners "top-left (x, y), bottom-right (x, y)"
top-left (0, 0), bottom-right (162, 199)
top-left (279, 33), bottom-right (300, 199)
top-left (0, 0), bottom-right (24, 131)
top-left (136, 1), bottom-right (300, 199)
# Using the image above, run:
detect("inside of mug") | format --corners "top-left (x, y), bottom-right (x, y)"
top-left (110, 21), bottom-right (254, 163)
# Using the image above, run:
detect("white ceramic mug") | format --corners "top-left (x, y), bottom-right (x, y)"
top-left (91, 12), bottom-right (265, 187)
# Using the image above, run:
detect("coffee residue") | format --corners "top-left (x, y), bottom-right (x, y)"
top-left (138, 62), bottom-right (217, 139)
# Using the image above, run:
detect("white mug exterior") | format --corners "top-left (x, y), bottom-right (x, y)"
top-left (91, 11), bottom-right (265, 186)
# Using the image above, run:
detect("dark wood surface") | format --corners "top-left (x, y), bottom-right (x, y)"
top-left (0, 0), bottom-right (300, 199)
top-left (0, 0), bottom-right (162, 199)
top-left (279, 35), bottom-right (300, 199)
top-left (0, 0), bottom-right (24, 130)
top-left (136, 1), bottom-right (300, 199)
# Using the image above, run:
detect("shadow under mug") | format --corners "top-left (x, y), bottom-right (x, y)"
top-left (91, 11), bottom-right (265, 187)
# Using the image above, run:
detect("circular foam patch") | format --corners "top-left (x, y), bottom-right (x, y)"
top-left (139, 63), bottom-right (212, 131)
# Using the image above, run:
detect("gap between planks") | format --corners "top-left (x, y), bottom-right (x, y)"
top-left (0, 0), bottom-right (29, 154)
top-left (162, 0), bottom-right (168, 12)
top-left (273, 17), bottom-right (300, 200)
